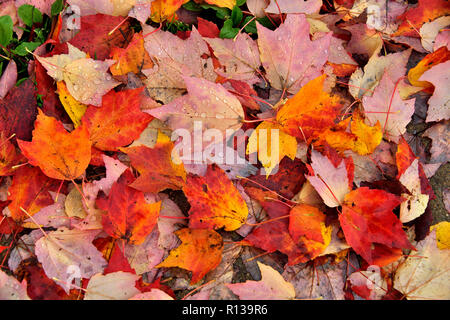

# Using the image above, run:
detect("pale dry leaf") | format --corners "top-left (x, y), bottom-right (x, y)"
top-left (306, 150), bottom-right (350, 208)
top-left (226, 262), bottom-right (295, 300)
top-left (257, 14), bottom-right (332, 94)
top-left (205, 32), bottom-right (261, 84)
top-left (35, 228), bottom-right (108, 293)
top-left (420, 16), bottom-right (450, 52)
top-left (0, 270), bottom-right (30, 300)
top-left (394, 229), bottom-right (450, 300)
top-left (419, 60), bottom-right (450, 122)
top-left (84, 272), bottom-right (140, 300)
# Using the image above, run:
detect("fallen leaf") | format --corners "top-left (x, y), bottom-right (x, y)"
top-left (121, 133), bottom-right (187, 193)
top-left (110, 33), bottom-right (153, 76)
top-left (340, 187), bottom-right (414, 265)
top-left (394, 228), bottom-right (450, 299)
top-left (17, 110), bottom-right (91, 180)
top-left (35, 228), bottom-right (108, 293)
top-left (257, 14), bottom-right (331, 93)
top-left (276, 74), bottom-right (342, 142)
top-left (156, 228), bottom-right (224, 284)
top-left (184, 164), bottom-right (248, 231)
top-left (84, 271), bottom-right (140, 300)
top-left (0, 270), bottom-right (30, 300)
top-left (97, 170), bottom-right (161, 245)
top-left (226, 262), bottom-right (295, 300)
top-left (82, 88), bottom-right (152, 151)
top-left (418, 60), bottom-right (450, 122)
top-left (56, 81), bottom-right (87, 128)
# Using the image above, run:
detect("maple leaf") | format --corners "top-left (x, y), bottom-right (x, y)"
top-left (148, 76), bottom-right (244, 135)
top-left (7, 166), bottom-right (54, 221)
top-left (407, 46), bottom-right (450, 91)
top-left (315, 113), bottom-right (382, 156)
top-left (97, 170), bottom-right (161, 245)
top-left (82, 88), bottom-right (152, 151)
top-left (226, 262), bottom-right (295, 300)
top-left (84, 272), bottom-right (141, 300)
top-left (142, 26), bottom-right (216, 104)
top-left (110, 33), bottom-right (153, 76)
top-left (419, 60), bottom-right (450, 122)
top-left (339, 187), bottom-right (414, 265)
top-left (306, 150), bottom-right (351, 208)
top-left (35, 228), bottom-right (108, 293)
top-left (121, 133), bottom-right (187, 193)
top-left (69, 14), bottom-right (133, 61)
top-left (362, 73), bottom-right (415, 141)
top-left (398, 159), bottom-right (430, 223)
top-left (394, 228), bottom-right (450, 299)
top-left (423, 121), bottom-right (449, 164)
top-left (156, 228), bottom-right (224, 284)
top-left (257, 14), bottom-right (332, 93)
top-left (289, 204), bottom-right (332, 258)
top-left (150, 0), bottom-right (189, 22)
top-left (349, 48), bottom-right (411, 99)
top-left (17, 110), bottom-right (92, 181)
top-left (393, 0), bottom-right (450, 38)
top-left (37, 43), bottom-right (120, 106)
top-left (247, 121), bottom-right (297, 177)
top-left (275, 74), bottom-right (342, 142)
top-left (183, 164), bottom-right (248, 231)
top-left (56, 81), bottom-right (87, 128)
top-left (198, 0), bottom-right (235, 9)
top-left (205, 32), bottom-right (261, 84)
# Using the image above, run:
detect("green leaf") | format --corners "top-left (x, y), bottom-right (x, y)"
top-left (51, 0), bottom-right (64, 16)
top-left (231, 6), bottom-right (243, 27)
top-left (220, 19), bottom-right (239, 39)
top-left (12, 41), bottom-right (40, 56)
top-left (243, 16), bottom-right (257, 34)
top-left (0, 15), bottom-right (13, 47)
top-left (18, 4), bottom-right (43, 27)
top-left (182, 1), bottom-right (202, 11)
top-left (236, 0), bottom-right (247, 6)
top-left (201, 4), bottom-right (230, 20)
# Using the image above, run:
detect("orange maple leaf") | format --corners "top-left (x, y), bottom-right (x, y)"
top-left (110, 33), bottom-right (154, 76)
top-left (184, 164), bottom-right (249, 231)
top-left (156, 228), bottom-right (223, 284)
top-left (17, 110), bottom-right (91, 181)
top-left (120, 133), bottom-right (186, 193)
top-left (276, 74), bottom-right (342, 142)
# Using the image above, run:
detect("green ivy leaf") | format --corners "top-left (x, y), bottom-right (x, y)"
top-left (51, 0), bottom-right (64, 16)
top-left (231, 5), bottom-right (243, 27)
top-left (12, 41), bottom-right (40, 56)
top-left (0, 15), bottom-right (13, 47)
top-left (236, 0), bottom-right (247, 6)
top-left (257, 16), bottom-right (276, 30)
top-left (243, 16), bottom-right (257, 34)
top-left (18, 4), bottom-right (43, 27)
top-left (220, 19), bottom-right (239, 39)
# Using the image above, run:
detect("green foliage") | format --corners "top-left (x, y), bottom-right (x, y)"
top-left (0, 15), bottom-right (13, 47)
top-left (51, 0), bottom-right (65, 16)
top-left (219, 19), bottom-right (239, 39)
top-left (18, 4), bottom-right (43, 27)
